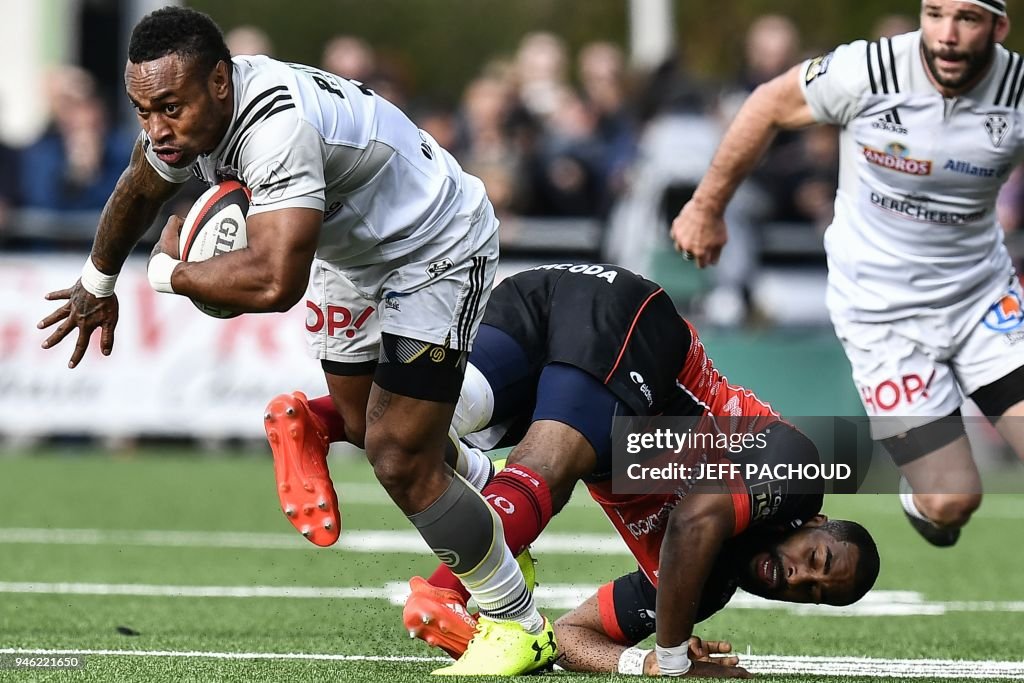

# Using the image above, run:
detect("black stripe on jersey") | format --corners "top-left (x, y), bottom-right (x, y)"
top-left (264, 103), bottom-right (296, 119)
top-left (866, 42), bottom-right (878, 94)
top-left (225, 95), bottom-right (295, 170)
top-left (1011, 55), bottom-right (1024, 108)
top-left (996, 52), bottom-right (1018, 105)
top-left (219, 86), bottom-right (290, 167)
top-left (885, 38), bottom-right (900, 93)
top-left (1006, 56), bottom-right (1024, 107)
top-left (226, 86), bottom-right (288, 143)
top-left (884, 112), bottom-right (893, 123)
top-left (225, 92), bottom-right (294, 166)
top-left (874, 41), bottom-right (889, 94)
top-left (890, 107), bottom-right (902, 125)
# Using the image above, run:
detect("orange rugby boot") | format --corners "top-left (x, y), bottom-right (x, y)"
top-left (263, 391), bottom-right (340, 546)
top-left (403, 576), bottom-right (477, 659)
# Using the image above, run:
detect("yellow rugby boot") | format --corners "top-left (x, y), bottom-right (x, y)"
top-left (431, 616), bottom-right (558, 676)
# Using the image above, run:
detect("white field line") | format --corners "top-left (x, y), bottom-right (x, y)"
top-left (0, 648), bottom-right (1022, 679)
top-left (1, 580), bottom-right (1021, 617)
top-left (338, 482), bottom-right (597, 508)
top-left (0, 582), bottom-right (393, 600)
top-left (739, 654), bottom-right (1024, 679)
top-left (0, 648), bottom-right (444, 663)
top-left (0, 527), bottom-right (628, 555)
top-left (338, 485), bottom-right (1024, 519)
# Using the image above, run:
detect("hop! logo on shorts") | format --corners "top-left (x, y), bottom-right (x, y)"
top-left (984, 291), bottom-right (1024, 332)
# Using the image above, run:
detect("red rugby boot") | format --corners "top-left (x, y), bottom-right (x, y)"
top-left (264, 391), bottom-right (340, 546)
top-left (403, 576), bottom-right (477, 659)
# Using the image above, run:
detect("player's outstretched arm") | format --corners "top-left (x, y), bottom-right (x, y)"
top-left (154, 206), bottom-right (321, 313)
top-left (671, 63), bottom-right (817, 268)
top-left (38, 139), bottom-right (180, 368)
top-left (655, 482), bottom-right (738, 675)
top-left (553, 593), bottom-right (749, 677)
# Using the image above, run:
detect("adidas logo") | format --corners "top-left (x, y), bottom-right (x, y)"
top-left (445, 601), bottom-right (476, 627)
top-left (872, 108), bottom-right (907, 135)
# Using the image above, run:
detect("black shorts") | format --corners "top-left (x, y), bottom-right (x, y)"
top-left (481, 264), bottom-right (692, 416)
top-left (597, 562), bottom-right (740, 645)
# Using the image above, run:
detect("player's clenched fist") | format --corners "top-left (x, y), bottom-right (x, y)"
top-left (671, 198), bottom-right (728, 269)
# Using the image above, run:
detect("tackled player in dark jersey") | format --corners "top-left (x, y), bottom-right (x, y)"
top-left (402, 264), bottom-right (880, 677)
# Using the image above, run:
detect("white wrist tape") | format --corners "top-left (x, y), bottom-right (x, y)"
top-left (617, 647), bottom-right (652, 675)
top-left (80, 257), bottom-right (118, 298)
top-left (148, 252), bottom-right (180, 294)
top-left (656, 643), bottom-right (693, 677)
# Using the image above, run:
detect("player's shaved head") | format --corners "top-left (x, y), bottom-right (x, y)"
top-left (734, 516), bottom-right (879, 607)
top-left (129, 6), bottom-right (230, 77)
top-left (818, 519), bottom-right (880, 605)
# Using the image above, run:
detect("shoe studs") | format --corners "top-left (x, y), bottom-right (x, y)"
top-left (317, 499), bottom-right (329, 511)
top-left (301, 526), bottom-right (311, 538)
top-left (284, 505), bottom-right (296, 517)
top-left (323, 519), bottom-right (333, 530)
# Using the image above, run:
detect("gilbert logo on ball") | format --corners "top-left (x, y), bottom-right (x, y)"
top-left (178, 181), bottom-right (251, 318)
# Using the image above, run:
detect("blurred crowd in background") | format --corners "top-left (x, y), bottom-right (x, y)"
top-left (5, 12), bottom-right (1024, 326)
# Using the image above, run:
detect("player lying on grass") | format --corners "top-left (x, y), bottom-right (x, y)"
top-left (400, 263), bottom-right (880, 677)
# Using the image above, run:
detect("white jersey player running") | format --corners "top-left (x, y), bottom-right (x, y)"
top-left (37, 6), bottom-right (556, 675)
top-left (673, 0), bottom-right (1024, 548)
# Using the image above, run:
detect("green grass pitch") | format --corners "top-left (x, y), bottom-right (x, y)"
top-left (0, 447), bottom-right (1021, 681)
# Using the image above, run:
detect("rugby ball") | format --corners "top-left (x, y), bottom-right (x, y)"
top-left (178, 180), bottom-right (251, 318)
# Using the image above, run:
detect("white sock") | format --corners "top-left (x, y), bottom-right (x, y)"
top-left (449, 427), bottom-right (494, 491)
top-left (899, 478), bottom-right (931, 523)
top-left (460, 541), bottom-right (544, 634)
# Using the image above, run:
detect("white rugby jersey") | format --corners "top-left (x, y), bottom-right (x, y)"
top-left (800, 30), bottom-right (1024, 321)
top-left (144, 56), bottom-right (482, 267)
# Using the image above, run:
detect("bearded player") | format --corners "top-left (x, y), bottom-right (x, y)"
top-left (675, 0), bottom-right (1024, 547)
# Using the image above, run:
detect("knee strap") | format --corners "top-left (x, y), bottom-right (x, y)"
top-left (880, 409), bottom-right (965, 466)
